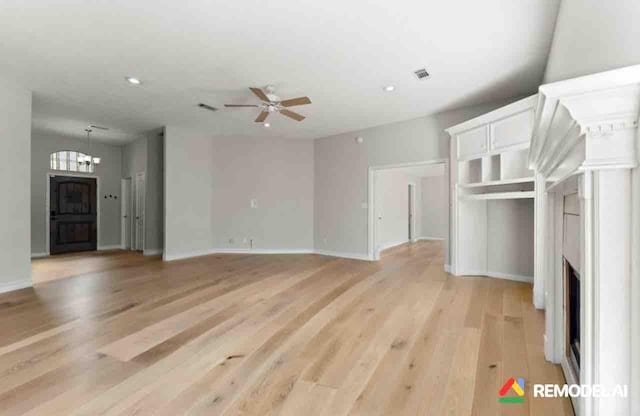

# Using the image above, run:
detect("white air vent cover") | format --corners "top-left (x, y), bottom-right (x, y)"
top-left (414, 68), bottom-right (430, 80)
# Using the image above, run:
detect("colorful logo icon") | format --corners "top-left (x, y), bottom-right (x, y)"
top-left (499, 377), bottom-right (525, 403)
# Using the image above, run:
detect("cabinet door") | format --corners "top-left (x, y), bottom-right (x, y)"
top-left (457, 125), bottom-right (488, 159)
top-left (490, 109), bottom-right (534, 151)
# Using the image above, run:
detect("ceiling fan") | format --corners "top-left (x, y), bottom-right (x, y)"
top-left (224, 85), bottom-right (311, 123)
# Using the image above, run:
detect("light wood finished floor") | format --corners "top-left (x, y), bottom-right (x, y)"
top-left (1, 242), bottom-right (573, 415)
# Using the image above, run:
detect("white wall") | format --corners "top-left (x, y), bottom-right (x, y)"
top-left (543, 0), bottom-right (640, 83)
top-left (30, 131), bottom-right (123, 255)
top-left (314, 100), bottom-right (511, 262)
top-left (0, 77), bottom-right (32, 292)
top-left (421, 174), bottom-right (448, 239)
top-left (164, 126), bottom-right (314, 260)
top-left (374, 170), bottom-right (417, 251)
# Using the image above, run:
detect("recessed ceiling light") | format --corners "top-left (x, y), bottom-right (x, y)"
top-left (125, 76), bottom-right (142, 85)
top-left (383, 85), bottom-right (395, 92)
top-left (263, 122), bottom-right (271, 128)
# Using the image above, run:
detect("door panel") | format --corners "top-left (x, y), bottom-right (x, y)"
top-left (50, 176), bottom-right (97, 254)
top-left (134, 173), bottom-right (145, 251)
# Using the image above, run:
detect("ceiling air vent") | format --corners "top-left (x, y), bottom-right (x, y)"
top-left (198, 103), bottom-right (218, 112)
top-left (414, 68), bottom-right (430, 80)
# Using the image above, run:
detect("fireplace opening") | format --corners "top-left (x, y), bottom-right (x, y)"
top-left (565, 258), bottom-right (580, 377)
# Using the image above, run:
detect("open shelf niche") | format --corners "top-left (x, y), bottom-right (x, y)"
top-left (447, 94), bottom-right (538, 282)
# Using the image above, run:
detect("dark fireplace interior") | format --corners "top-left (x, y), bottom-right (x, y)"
top-left (565, 259), bottom-right (580, 376)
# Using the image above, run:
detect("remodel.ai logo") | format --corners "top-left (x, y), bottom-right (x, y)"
top-left (499, 377), bottom-right (525, 404)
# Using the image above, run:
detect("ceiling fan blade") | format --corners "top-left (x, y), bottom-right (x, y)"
top-left (250, 87), bottom-right (271, 102)
top-left (280, 109), bottom-right (305, 122)
top-left (224, 104), bottom-right (260, 107)
top-left (255, 111), bottom-right (269, 122)
top-left (280, 97), bottom-right (311, 107)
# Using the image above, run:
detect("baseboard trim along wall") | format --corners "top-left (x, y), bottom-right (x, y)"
top-left (98, 245), bottom-right (122, 251)
top-left (314, 250), bottom-right (374, 262)
top-left (143, 249), bottom-right (163, 256)
top-left (417, 236), bottom-right (445, 241)
top-left (378, 240), bottom-right (409, 252)
top-left (456, 269), bottom-right (533, 283)
top-left (165, 248), bottom-right (374, 262)
top-left (31, 252), bottom-right (48, 259)
top-left (0, 279), bottom-right (32, 294)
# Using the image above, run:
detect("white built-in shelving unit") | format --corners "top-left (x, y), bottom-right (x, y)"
top-left (447, 95), bottom-right (537, 283)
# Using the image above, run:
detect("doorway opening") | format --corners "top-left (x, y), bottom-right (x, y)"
top-left (368, 159), bottom-right (448, 261)
top-left (47, 174), bottom-right (98, 255)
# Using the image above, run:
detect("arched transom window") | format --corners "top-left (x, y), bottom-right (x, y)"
top-left (49, 150), bottom-right (95, 173)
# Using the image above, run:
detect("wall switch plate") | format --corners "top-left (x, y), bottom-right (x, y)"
top-left (250, 199), bottom-right (258, 208)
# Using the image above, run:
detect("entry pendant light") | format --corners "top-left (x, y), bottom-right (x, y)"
top-left (81, 127), bottom-right (101, 168)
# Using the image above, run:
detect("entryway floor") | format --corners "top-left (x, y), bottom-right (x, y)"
top-left (31, 250), bottom-right (156, 284)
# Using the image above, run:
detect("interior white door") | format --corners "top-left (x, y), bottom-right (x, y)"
top-left (134, 172), bottom-right (145, 251)
top-left (121, 178), bottom-right (132, 249)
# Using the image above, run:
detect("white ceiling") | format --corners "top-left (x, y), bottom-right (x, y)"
top-left (0, 0), bottom-right (560, 143)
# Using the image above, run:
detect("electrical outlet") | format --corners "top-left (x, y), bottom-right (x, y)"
top-left (228, 238), bottom-right (235, 244)
top-left (250, 199), bottom-right (258, 208)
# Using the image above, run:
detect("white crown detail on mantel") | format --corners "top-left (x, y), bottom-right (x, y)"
top-left (530, 65), bottom-right (640, 184)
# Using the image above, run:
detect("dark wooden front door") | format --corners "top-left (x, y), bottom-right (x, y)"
top-left (50, 176), bottom-right (97, 254)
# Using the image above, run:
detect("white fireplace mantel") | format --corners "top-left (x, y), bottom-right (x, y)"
top-left (530, 65), bottom-right (640, 416)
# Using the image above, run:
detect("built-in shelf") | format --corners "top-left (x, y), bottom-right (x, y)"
top-left (458, 177), bottom-right (534, 188)
top-left (461, 191), bottom-right (535, 200)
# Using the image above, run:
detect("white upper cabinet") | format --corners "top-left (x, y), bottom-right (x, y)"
top-left (490, 109), bottom-right (534, 152)
top-left (457, 125), bottom-right (488, 159)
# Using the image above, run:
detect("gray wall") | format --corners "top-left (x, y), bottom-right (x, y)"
top-left (164, 126), bottom-right (214, 259)
top-left (487, 199), bottom-right (535, 277)
top-left (421, 174), bottom-right (448, 239)
top-left (164, 126), bottom-right (314, 260)
top-left (121, 130), bottom-right (164, 252)
top-left (0, 77), bottom-right (31, 291)
top-left (30, 131), bottom-right (123, 255)
top-left (145, 132), bottom-right (164, 252)
top-left (313, 101), bottom-right (510, 262)
top-left (122, 135), bottom-right (147, 179)
top-left (543, 0), bottom-right (640, 83)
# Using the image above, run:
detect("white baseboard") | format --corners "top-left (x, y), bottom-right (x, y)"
top-left (98, 245), bottom-right (122, 251)
top-left (213, 248), bottom-right (314, 255)
top-left (314, 249), bottom-right (373, 261)
top-left (455, 269), bottom-right (533, 283)
top-left (417, 236), bottom-right (445, 241)
top-left (164, 248), bottom-right (315, 261)
top-left (0, 279), bottom-right (32, 294)
top-left (143, 249), bottom-right (163, 256)
top-left (31, 252), bottom-right (48, 259)
top-left (378, 240), bottom-right (409, 252)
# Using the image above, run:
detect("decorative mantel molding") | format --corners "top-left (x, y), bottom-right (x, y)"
top-left (530, 65), bottom-right (640, 186)
top-left (530, 65), bottom-right (640, 416)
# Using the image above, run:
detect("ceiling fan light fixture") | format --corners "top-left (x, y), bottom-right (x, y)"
top-left (263, 122), bottom-right (271, 128)
top-left (383, 85), bottom-right (395, 92)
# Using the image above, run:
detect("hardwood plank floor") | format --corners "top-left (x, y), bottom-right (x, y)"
top-left (0, 242), bottom-right (573, 415)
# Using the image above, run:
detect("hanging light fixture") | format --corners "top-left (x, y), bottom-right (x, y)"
top-left (81, 127), bottom-right (101, 168)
